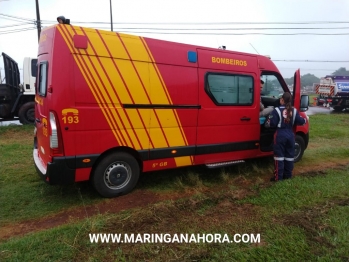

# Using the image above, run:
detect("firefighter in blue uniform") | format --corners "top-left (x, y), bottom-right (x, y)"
top-left (267, 92), bottom-right (306, 181)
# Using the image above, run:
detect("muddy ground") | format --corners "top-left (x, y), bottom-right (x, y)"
top-left (1, 158), bottom-right (348, 241)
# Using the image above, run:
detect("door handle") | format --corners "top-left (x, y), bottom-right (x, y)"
top-left (35, 118), bottom-right (41, 123)
top-left (240, 117), bottom-right (251, 121)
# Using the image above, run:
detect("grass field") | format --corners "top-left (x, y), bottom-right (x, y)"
top-left (0, 112), bottom-right (349, 261)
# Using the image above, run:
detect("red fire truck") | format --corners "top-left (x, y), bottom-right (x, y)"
top-left (33, 24), bottom-right (309, 197)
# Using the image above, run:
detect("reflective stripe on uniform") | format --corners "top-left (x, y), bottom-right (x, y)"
top-left (274, 157), bottom-right (284, 161)
top-left (285, 157), bottom-right (294, 161)
top-left (275, 107), bottom-right (282, 127)
top-left (277, 107), bottom-right (300, 126)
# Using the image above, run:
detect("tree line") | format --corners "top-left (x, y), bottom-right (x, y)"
top-left (284, 67), bottom-right (349, 87)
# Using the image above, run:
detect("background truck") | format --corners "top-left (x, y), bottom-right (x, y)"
top-left (0, 52), bottom-right (37, 124)
top-left (314, 75), bottom-right (349, 111)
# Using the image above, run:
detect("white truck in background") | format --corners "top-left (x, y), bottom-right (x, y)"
top-left (0, 52), bottom-right (37, 124)
top-left (314, 75), bottom-right (349, 111)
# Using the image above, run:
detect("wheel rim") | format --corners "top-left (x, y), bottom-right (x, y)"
top-left (104, 162), bottom-right (132, 190)
top-left (294, 142), bottom-right (301, 160)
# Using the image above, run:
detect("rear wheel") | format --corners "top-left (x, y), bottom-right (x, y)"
top-left (294, 135), bottom-right (305, 163)
top-left (18, 102), bottom-right (35, 124)
top-left (92, 152), bottom-right (140, 198)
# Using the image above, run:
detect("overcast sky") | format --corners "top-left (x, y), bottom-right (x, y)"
top-left (0, 0), bottom-right (348, 81)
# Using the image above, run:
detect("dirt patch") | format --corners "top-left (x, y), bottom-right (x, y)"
top-left (0, 127), bottom-right (33, 146)
top-left (103, 190), bottom-right (261, 236)
top-left (88, 191), bottom-right (262, 262)
top-left (0, 189), bottom-right (189, 241)
top-left (294, 159), bottom-right (349, 177)
top-left (0, 160), bottom-right (348, 242)
top-left (279, 198), bottom-right (349, 249)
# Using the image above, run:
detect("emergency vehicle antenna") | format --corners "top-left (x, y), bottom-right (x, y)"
top-left (249, 43), bottom-right (260, 54)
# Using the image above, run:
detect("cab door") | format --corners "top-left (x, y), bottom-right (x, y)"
top-left (1, 52), bottom-right (20, 115)
top-left (293, 69), bottom-right (301, 110)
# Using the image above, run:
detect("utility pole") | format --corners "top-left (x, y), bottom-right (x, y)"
top-left (35, 0), bottom-right (41, 42)
top-left (110, 0), bottom-right (113, 31)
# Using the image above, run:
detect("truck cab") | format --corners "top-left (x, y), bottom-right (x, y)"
top-left (0, 52), bottom-right (37, 124)
top-left (22, 57), bottom-right (37, 95)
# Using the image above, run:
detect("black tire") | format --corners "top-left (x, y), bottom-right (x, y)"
top-left (92, 152), bottom-right (140, 198)
top-left (18, 102), bottom-right (35, 124)
top-left (294, 135), bottom-right (305, 163)
top-left (333, 106), bottom-right (343, 112)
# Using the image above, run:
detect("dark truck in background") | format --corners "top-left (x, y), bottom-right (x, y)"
top-left (0, 52), bottom-right (37, 124)
top-left (314, 75), bottom-right (349, 112)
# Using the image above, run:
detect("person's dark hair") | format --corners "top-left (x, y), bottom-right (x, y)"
top-left (260, 80), bottom-right (264, 84)
top-left (282, 92), bottom-right (292, 123)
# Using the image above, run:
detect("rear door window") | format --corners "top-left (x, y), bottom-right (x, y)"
top-left (38, 62), bottom-right (48, 96)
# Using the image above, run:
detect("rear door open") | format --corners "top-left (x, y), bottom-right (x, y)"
top-left (35, 59), bottom-right (51, 170)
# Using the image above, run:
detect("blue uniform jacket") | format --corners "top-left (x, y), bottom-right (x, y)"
top-left (269, 106), bottom-right (306, 130)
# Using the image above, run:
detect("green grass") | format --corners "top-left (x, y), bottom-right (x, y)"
top-left (0, 125), bottom-right (103, 225)
top-left (1, 167), bottom-right (348, 261)
top-left (309, 113), bottom-right (349, 139)
top-left (243, 167), bottom-right (349, 212)
top-left (0, 113), bottom-right (349, 261)
top-left (318, 204), bottom-right (349, 260)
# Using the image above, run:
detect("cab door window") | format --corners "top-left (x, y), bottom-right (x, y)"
top-left (31, 59), bottom-right (38, 77)
top-left (38, 62), bottom-right (48, 96)
top-left (260, 75), bottom-right (283, 98)
top-left (206, 73), bottom-right (253, 105)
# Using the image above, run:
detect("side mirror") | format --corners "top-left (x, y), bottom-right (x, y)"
top-left (300, 95), bottom-right (309, 112)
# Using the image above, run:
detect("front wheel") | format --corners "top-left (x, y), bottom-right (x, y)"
top-left (294, 135), bottom-right (305, 163)
top-left (92, 152), bottom-right (140, 198)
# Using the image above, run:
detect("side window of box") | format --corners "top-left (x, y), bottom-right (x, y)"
top-left (38, 62), bottom-right (48, 97)
top-left (205, 73), bottom-right (254, 105)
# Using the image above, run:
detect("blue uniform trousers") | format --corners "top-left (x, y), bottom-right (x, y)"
top-left (273, 129), bottom-right (295, 181)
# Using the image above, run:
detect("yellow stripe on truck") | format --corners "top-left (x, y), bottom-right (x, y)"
top-left (99, 33), bottom-right (168, 149)
top-left (174, 156), bottom-right (193, 167)
top-left (58, 25), bottom-right (193, 166)
top-left (139, 37), bottom-right (192, 166)
top-left (57, 25), bottom-right (124, 146)
top-left (67, 26), bottom-right (141, 149)
top-left (83, 28), bottom-right (152, 150)
top-left (79, 28), bottom-right (142, 149)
